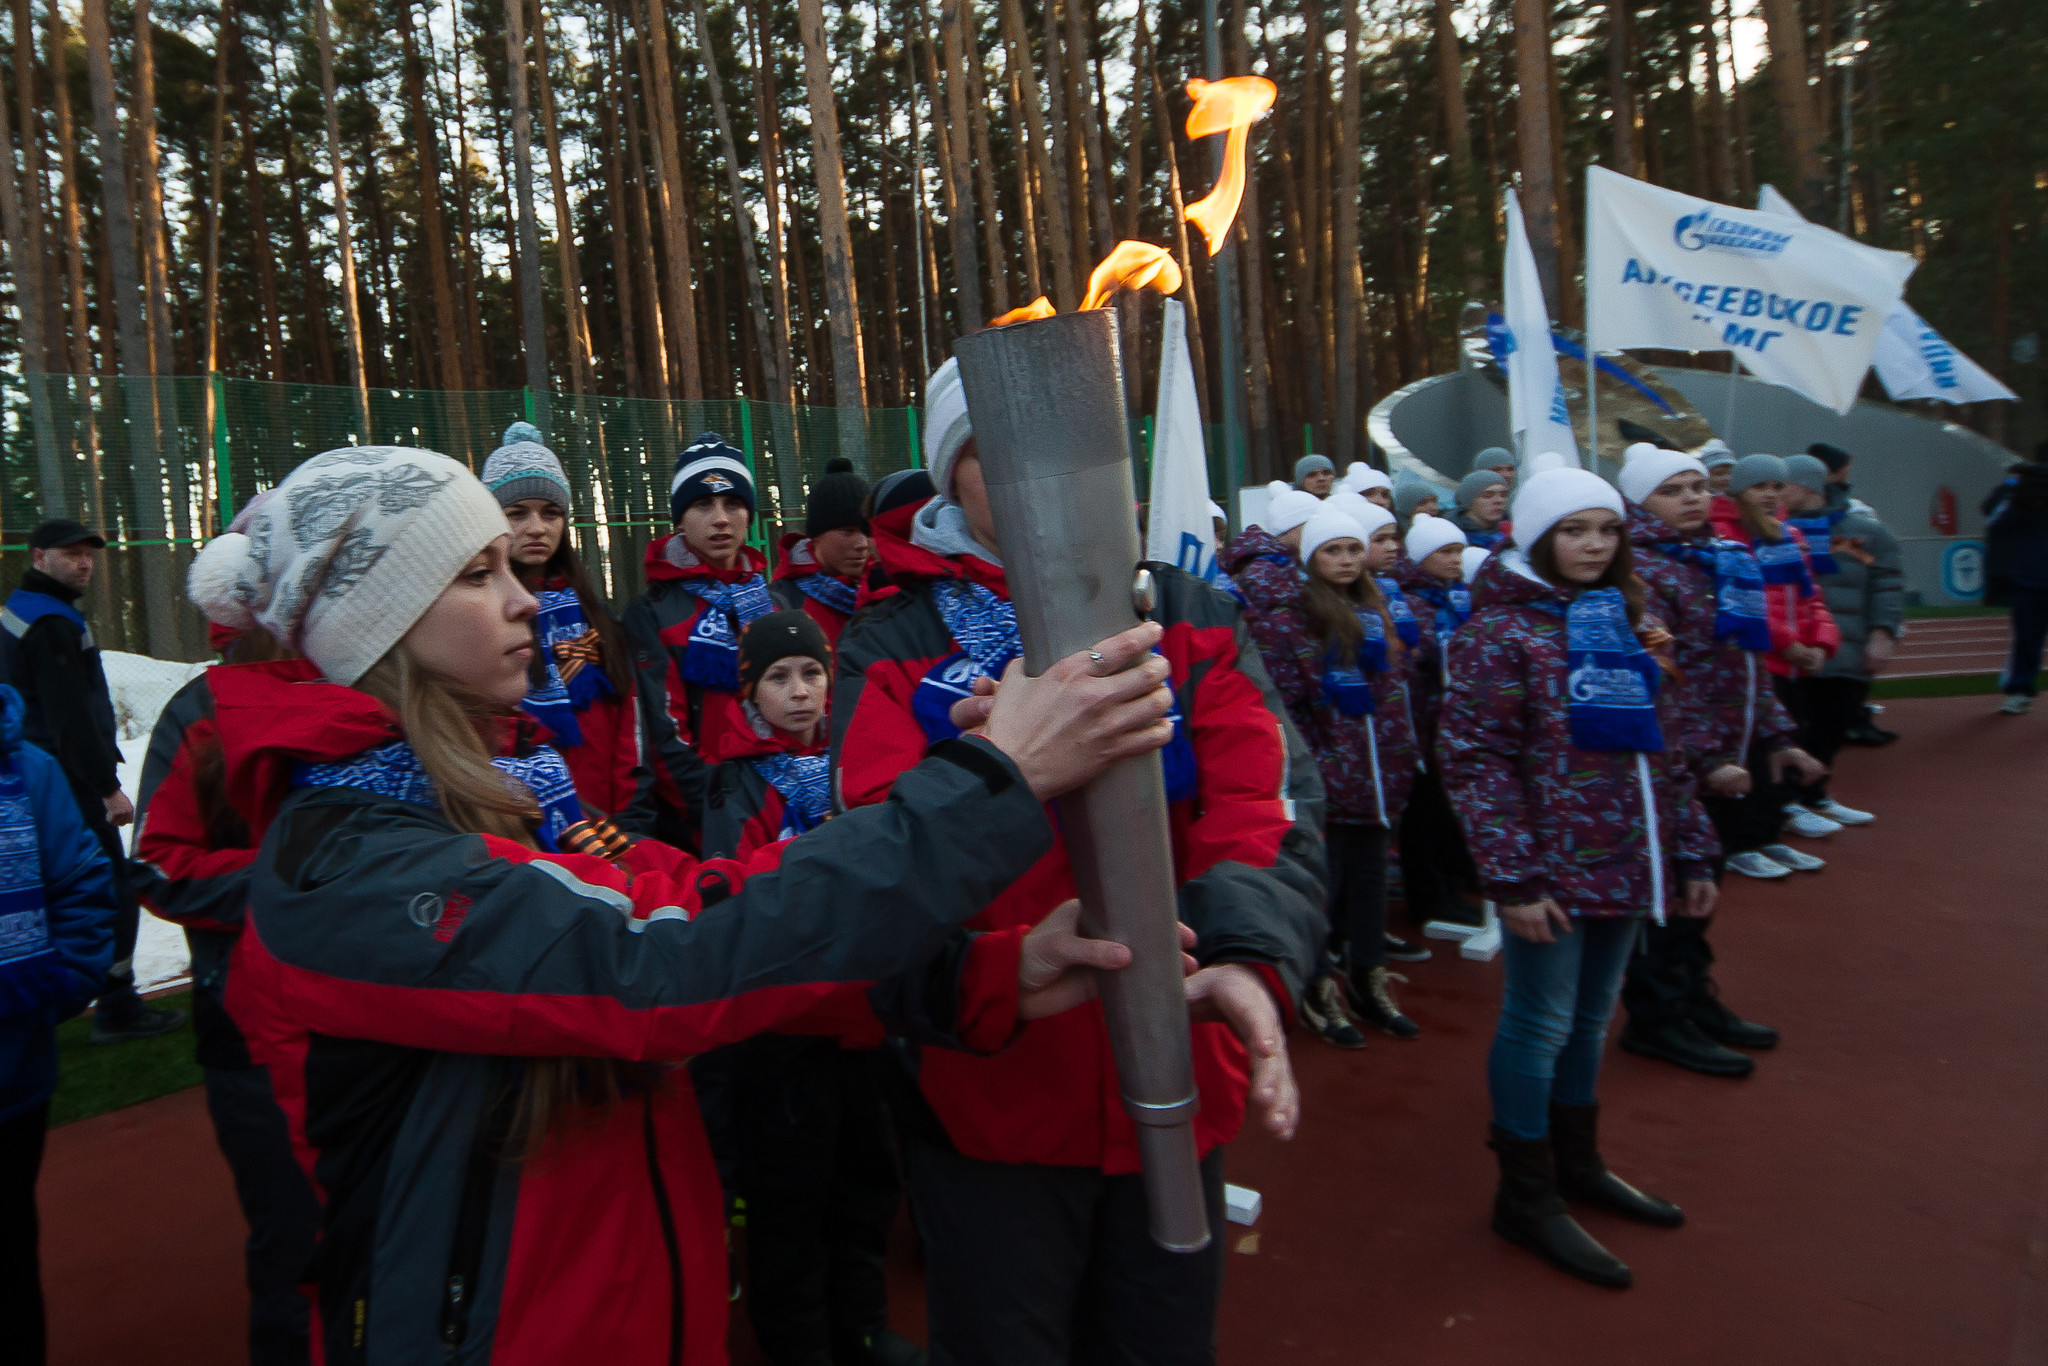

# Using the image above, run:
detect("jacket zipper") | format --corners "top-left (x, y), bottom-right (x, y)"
top-left (642, 1093), bottom-right (685, 1366)
top-left (1634, 752), bottom-right (1666, 925)
top-left (441, 1086), bottom-right (516, 1355)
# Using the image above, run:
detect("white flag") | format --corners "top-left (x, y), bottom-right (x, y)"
top-left (1585, 165), bottom-right (1915, 414)
top-left (1502, 189), bottom-right (1582, 468)
top-left (1756, 184), bottom-right (2016, 405)
top-left (1147, 298), bottom-right (1220, 583)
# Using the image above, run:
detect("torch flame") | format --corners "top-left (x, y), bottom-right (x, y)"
top-left (1182, 76), bottom-right (1276, 256)
top-left (989, 296), bottom-right (1058, 328)
top-left (1081, 241), bottom-right (1184, 311)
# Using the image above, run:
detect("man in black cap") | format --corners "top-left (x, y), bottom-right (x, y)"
top-left (1, 520), bottom-right (182, 1041)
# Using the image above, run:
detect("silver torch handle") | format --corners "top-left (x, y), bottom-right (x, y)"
top-left (953, 309), bottom-right (1211, 1253)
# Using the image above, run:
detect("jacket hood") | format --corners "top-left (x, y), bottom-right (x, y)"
top-left (868, 506), bottom-right (1008, 594)
top-left (719, 705), bottom-right (829, 761)
top-left (1469, 547), bottom-right (1570, 611)
top-left (1219, 526), bottom-right (1288, 576)
top-left (642, 532), bottom-right (768, 585)
top-left (771, 530), bottom-right (857, 586)
top-left (1392, 555), bottom-right (1446, 594)
top-left (0, 685), bottom-right (23, 754)
top-left (212, 658), bottom-right (398, 836)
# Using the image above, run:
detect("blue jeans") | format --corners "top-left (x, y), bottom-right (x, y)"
top-left (1488, 916), bottom-right (1641, 1140)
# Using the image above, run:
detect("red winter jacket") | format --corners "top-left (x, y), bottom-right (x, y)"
top-left (217, 663), bottom-right (1053, 1366)
top-left (768, 531), bottom-right (860, 645)
top-left (833, 521), bottom-right (1326, 1173)
top-left (1708, 500), bottom-right (1841, 678)
top-left (621, 537), bottom-right (773, 842)
top-left (702, 720), bottom-right (829, 865)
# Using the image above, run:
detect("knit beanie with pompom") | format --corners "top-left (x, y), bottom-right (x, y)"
top-left (186, 446), bottom-right (511, 686)
top-left (480, 421), bottom-right (573, 512)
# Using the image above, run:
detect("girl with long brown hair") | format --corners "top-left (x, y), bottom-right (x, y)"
top-left (182, 445), bottom-right (1181, 1365)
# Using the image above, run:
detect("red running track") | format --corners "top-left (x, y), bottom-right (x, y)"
top-left (38, 694), bottom-right (2048, 1365)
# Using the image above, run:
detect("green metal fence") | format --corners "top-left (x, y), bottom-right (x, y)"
top-left (2, 373), bottom-right (1219, 661)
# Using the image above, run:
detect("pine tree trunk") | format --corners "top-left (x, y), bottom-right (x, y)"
top-left (1698, 0), bottom-right (1732, 201)
top-left (1543, 4), bottom-right (1578, 326)
top-left (597, 41), bottom-right (642, 394)
top-left (1604, 0), bottom-right (1639, 178)
top-left (1042, 0), bottom-right (1080, 259)
top-left (1229, 0), bottom-right (1273, 472)
top-left (397, 0), bottom-right (465, 391)
top-left (1332, 0), bottom-right (1363, 466)
top-left (0, 52), bottom-right (65, 517)
top-left (1004, 0), bottom-right (1074, 309)
top-left (1433, 0), bottom-right (1485, 298)
top-left (996, 0), bottom-right (1046, 303)
top-left (312, 0), bottom-right (370, 429)
top-left (937, 0), bottom-right (983, 326)
top-left (794, 0), bottom-right (868, 455)
top-left (689, 0), bottom-right (781, 402)
top-left (1142, 11), bottom-right (1205, 422)
top-left (505, 0), bottom-right (549, 395)
top-left (621, 8), bottom-right (670, 396)
top-left (913, 0), bottom-right (957, 227)
top-left (1510, 0), bottom-right (1560, 314)
top-left (1758, 0), bottom-right (1826, 217)
top-left (747, 0), bottom-right (793, 402)
top-left (80, 0), bottom-right (179, 656)
top-left (533, 1), bottom-right (592, 394)
top-left (960, 0), bottom-right (1009, 317)
top-left (636, 0), bottom-right (704, 400)
top-left (1065, 0), bottom-right (1112, 259)
top-left (1724, 0), bottom-right (1755, 200)
top-left (13, 0), bottom-right (57, 359)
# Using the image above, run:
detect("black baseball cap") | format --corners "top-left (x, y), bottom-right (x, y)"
top-left (28, 519), bottom-right (107, 550)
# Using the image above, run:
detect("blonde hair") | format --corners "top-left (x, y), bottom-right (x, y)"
top-left (354, 643), bottom-right (648, 1156)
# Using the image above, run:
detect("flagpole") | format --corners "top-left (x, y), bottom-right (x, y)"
top-left (1584, 172), bottom-right (1600, 474)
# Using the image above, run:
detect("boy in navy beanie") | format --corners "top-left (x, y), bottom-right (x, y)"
top-left (772, 458), bottom-right (873, 644)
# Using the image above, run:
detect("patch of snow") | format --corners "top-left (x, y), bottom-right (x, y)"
top-left (106, 657), bottom-right (206, 994)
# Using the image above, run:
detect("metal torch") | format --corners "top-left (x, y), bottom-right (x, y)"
top-left (952, 309), bottom-right (1211, 1253)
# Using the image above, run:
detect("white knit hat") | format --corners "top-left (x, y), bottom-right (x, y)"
top-left (1299, 507), bottom-right (1370, 564)
top-left (185, 446), bottom-right (511, 686)
top-left (1510, 455), bottom-right (1625, 551)
top-left (1342, 464), bottom-right (1393, 495)
top-left (1260, 488), bottom-right (1321, 536)
top-left (1404, 514), bottom-right (1468, 564)
top-left (922, 357), bottom-right (974, 497)
top-left (1324, 488), bottom-right (1393, 534)
top-left (1460, 545), bottom-right (1491, 583)
top-left (1617, 443), bottom-right (1709, 505)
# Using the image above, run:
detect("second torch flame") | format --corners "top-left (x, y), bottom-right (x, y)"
top-left (989, 74), bottom-right (1276, 327)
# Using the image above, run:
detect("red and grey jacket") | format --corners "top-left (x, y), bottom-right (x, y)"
top-left (621, 537), bottom-right (773, 844)
top-left (1626, 506), bottom-right (1798, 771)
top-left (832, 527), bottom-right (1326, 1173)
top-left (768, 531), bottom-right (859, 645)
top-left (701, 720), bottom-right (829, 865)
top-left (222, 673), bottom-right (1054, 1366)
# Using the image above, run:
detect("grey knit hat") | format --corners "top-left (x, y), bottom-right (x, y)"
top-left (1783, 453), bottom-right (1830, 494)
top-left (1472, 446), bottom-right (1516, 474)
top-left (1729, 453), bottom-right (1790, 494)
top-left (481, 422), bottom-right (573, 512)
top-left (1294, 453), bottom-right (1335, 486)
top-left (1454, 469), bottom-right (1509, 511)
top-left (1393, 474), bottom-right (1440, 520)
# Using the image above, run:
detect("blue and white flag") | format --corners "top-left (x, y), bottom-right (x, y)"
top-left (1585, 166), bottom-right (1915, 414)
top-left (1756, 183), bottom-right (2016, 406)
top-left (1502, 188), bottom-right (1582, 468)
top-left (1146, 298), bottom-right (1222, 583)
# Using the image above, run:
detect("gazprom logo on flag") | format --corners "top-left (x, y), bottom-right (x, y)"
top-left (1674, 210), bottom-right (1792, 257)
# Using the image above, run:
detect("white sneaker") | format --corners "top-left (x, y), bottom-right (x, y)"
top-left (1727, 851), bottom-right (1793, 879)
top-left (1782, 804), bottom-right (1843, 838)
top-left (1760, 843), bottom-right (1827, 872)
top-left (1812, 797), bottom-right (1873, 826)
top-left (1999, 695), bottom-right (2033, 715)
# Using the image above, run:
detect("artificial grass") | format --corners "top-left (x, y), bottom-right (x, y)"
top-left (48, 991), bottom-right (203, 1128)
top-left (1870, 671), bottom-right (2040, 700)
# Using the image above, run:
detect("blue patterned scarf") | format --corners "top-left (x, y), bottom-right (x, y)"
top-left (293, 739), bottom-right (586, 852)
top-left (0, 744), bottom-right (58, 1019)
top-left (1652, 537), bottom-right (1774, 653)
top-left (1784, 513), bottom-right (1843, 576)
top-left (1535, 589), bottom-right (1664, 752)
top-left (1320, 609), bottom-right (1388, 717)
top-left (752, 751), bottom-right (833, 837)
top-left (1755, 536), bottom-right (1814, 596)
top-left (1412, 581), bottom-right (1472, 638)
top-left (795, 573), bottom-right (859, 616)
top-left (1376, 578), bottom-right (1421, 649)
top-left (680, 573), bottom-right (777, 691)
top-left (930, 579), bottom-right (1021, 678)
top-left (520, 589), bottom-right (617, 749)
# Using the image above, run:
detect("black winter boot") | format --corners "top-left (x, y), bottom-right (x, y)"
top-left (1692, 993), bottom-right (1780, 1050)
top-left (1549, 1103), bottom-right (1684, 1228)
top-left (1488, 1125), bottom-right (1632, 1288)
top-left (1618, 1017), bottom-right (1755, 1077)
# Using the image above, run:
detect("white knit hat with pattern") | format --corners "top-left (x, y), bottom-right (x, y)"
top-left (185, 446), bottom-right (511, 685)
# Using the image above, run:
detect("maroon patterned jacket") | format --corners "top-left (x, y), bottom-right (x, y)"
top-left (1437, 552), bottom-right (1717, 916)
